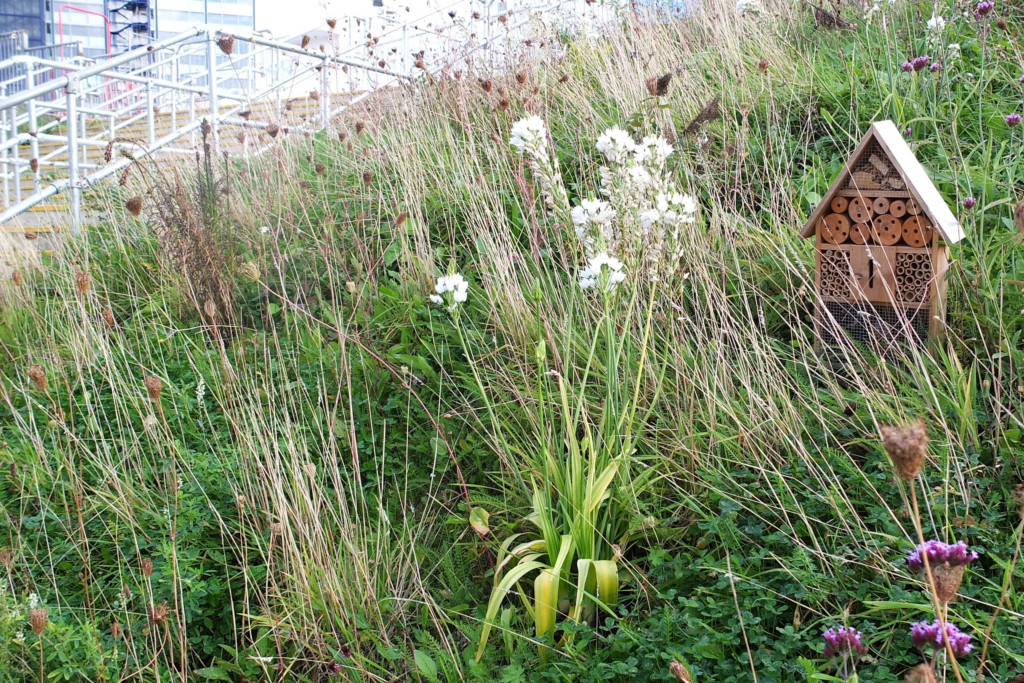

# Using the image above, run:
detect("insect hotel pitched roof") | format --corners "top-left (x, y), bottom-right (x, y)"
top-left (799, 120), bottom-right (964, 244)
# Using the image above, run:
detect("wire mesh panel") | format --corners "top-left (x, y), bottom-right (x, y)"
top-left (845, 139), bottom-right (908, 193)
top-left (820, 300), bottom-right (929, 350)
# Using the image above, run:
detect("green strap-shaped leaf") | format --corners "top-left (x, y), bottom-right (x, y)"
top-left (476, 560), bottom-right (546, 662)
top-left (592, 560), bottom-right (619, 606)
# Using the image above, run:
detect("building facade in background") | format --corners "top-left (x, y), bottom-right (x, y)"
top-left (0, 0), bottom-right (255, 57)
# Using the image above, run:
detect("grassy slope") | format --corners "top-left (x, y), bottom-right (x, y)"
top-left (1, 0), bottom-right (1023, 681)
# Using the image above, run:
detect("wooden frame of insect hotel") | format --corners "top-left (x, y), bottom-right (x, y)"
top-left (800, 120), bottom-right (964, 350)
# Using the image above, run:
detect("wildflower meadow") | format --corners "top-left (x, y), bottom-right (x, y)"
top-left (1, 0), bottom-right (1023, 680)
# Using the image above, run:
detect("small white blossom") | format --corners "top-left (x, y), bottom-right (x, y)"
top-left (626, 166), bottom-right (652, 188)
top-left (258, 226), bottom-right (270, 234)
top-left (595, 128), bottom-right (636, 164)
top-left (634, 136), bottom-right (674, 167)
top-left (430, 273), bottom-right (469, 311)
top-left (572, 198), bottom-right (616, 227)
top-left (14, 631), bottom-right (25, 644)
top-left (579, 253), bottom-right (627, 291)
top-left (640, 209), bottom-right (661, 230)
top-left (27, 593), bottom-right (39, 610)
top-left (509, 116), bottom-right (548, 155)
top-left (927, 13), bottom-right (946, 31)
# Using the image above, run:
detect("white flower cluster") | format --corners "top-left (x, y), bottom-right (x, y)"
top-left (926, 13), bottom-right (946, 32)
top-left (737, 0), bottom-right (761, 16)
top-left (579, 253), bottom-right (626, 291)
top-left (574, 126), bottom-right (698, 284)
top-left (509, 116), bottom-right (548, 156)
top-left (509, 116), bottom-right (570, 214)
top-left (429, 273), bottom-right (469, 312)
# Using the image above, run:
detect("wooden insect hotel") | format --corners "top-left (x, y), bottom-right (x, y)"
top-left (800, 120), bottom-right (964, 349)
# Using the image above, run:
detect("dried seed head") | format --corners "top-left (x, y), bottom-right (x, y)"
top-left (75, 270), bottom-right (90, 296)
top-left (11, 270), bottom-right (23, 286)
top-left (931, 563), bottom-right (965, 604)
top-left (238, 262), bottom-right (260, 282)
top-left (515, 72), bottom-right (527, 84)
top-left (201, 119), bottom-right (212, 138)
top-left (355, 122), bottom-right (366, 134)
top-left (118, 166), bottom-right (131, 186)
top-left (904, 663), bottom-right (937, 683)
top-left (362, 171), bottom-right (373, 186)
top-left (415, 59), bottom-right (426, 70)
top-left (326, 18), bottom-right (337, 28)
top-left (669, 660), bottom-right (691, 682)
top-left (141, 558), bottom-right (153, 577)
top-left (345, 281), bottom-right (356, 293)
top-left (309, 89), bottom-right (320, 101)
top-left (0, 549), bottom-right (11, 568)
top-left (338, 132), bottom-right (347, 142)
top-left (758, 57), bottom-right (771, 73)
top-left (29, 608), bottom-right (47, 636)
top-left (395, 212), bottom-right (408, 228)
top-left (29, 158), bottom-right (38, 173)
top-left (111, 622), bottom-right (123, 640)
top-left (216, 34), bottom-right (234, 55)
top-left (203, 299), bottom-right (218, 320)
top-left (300, 35), bottom-right (310, 49)
top-left (1014, 201), bottom-right (1024, 239)
top-left (315, 162), bottom-right (326, 175)
top-left (646, 73), bottom-right (672, 97)
top-left (148, 602), bottom-right (168, 625)
top-left (498, 98), bottom-right (510, 110)
top-left (267, 124), bottom-right (280, 138)
top-left (558, 74), bottom-right (570, 83)
top-left (126, 196), bottom-right (143, 216)
top-left (102, 308), bottom-right (116, 328)
top-left (996, 16), bottom-right (1007, 30)
top-left (27, 365), bottom-right (47, 391)
top-left (144, 376), bottom-right (162, 402)
top-left (270, 522), bottom-right (284, 537)
top-left (880, 418), bottom-right (928, 481)
top-left (479, 79), bottom-right (492, 93)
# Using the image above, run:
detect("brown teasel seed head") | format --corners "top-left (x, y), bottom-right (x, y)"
top-left (111, 622), bottom-right (123, 640)
top-left (338, 132), bottom-right (347, 142)
top-left (216, 34), bottom-right (234, 55)
top-left (327, 18), bottom-right (337, 28)
top-left (141, 558), bottom-right (153, 577)
top-left (355, 122), bottom-right (365, 134)
top-left (29, 608), bottom-right (47, 636)
top-left (931, 563), bottom-right (965, 604)
top-left (126, 196), bottom-right (143, 216)
top-left (498, 98), bottom-right (510, 110)
top-left (75, 270), bottom-right (90, 296)
top-left (515, 72), bottom-right (526, 84)
top-left (267, 124), bottom-right (280, 138)
top-left (479, 79), bottom-right (492, 93)
top-left (238, 262), bottom-right (260, 282)
top-left (880, 418), bottom-right (928, 481)
top-left (27, 365), bottom-right (47, 391)
top-left (315, 162), bottom-right (326, 175)
top-left (148, 602), bottom-right (168, 625)
top-left (144, 376), bottom-right (162, 402)
top-left (996, 16), bottom-right (1007, 30)
top-left (415, 59), bottom-right (426, 70)
top-left (646, 73), bottom-right (672, 97)
top-left (300, 35), bottom-right (310, 49)
top-left (758, 57), bottom-right (771, 73)
top-left (362, 171), bottom-right (373, 186)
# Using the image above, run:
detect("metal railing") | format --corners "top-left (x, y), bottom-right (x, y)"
top-left (0, 0), bottom-right (619, 230)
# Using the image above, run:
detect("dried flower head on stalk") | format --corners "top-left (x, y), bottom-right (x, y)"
top-left (907, 540), bottom-right (978, 604)
top-left (29, 608), bottom-right (47, 635)
top-left (880, 418), bottom-right (928, 481)
top-left (0, 549), bottom-right (11, 568)
top-left (27, 365), bottom-right (47, 391)
top-left (75, 270), bottom-right (90, 296)
top-left (216, 34), bottom-right (234, 55)
top-left (144, 376), bottom-right (162, 402)
top-left (646, 73), bottom-right (672, 97)
top-left (126, 196), bottom-right (143, 216)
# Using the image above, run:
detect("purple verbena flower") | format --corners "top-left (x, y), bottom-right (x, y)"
top-left (824, 626), bottom-right (867, 658)
top-left (1019, 74), bottom-right (1024, 84)
top-left (963, 197), bottom-right (977, 209)
top-left (901, 61), bottom-right (914, 72)
top-left (903, 127), bottom-right (912, 136)
top-left (912, 56), bottom-right (931, 72)
top-left (1007, 113), bottom-right (1022, 128)
top-left (974, 0), bottom-right (994, 18)
top-left (930, 62), bottom-right (942, 72)
top-left (907, 540), bottom-right (978, 572)
top-left (910, 620), bottom-right (973, 658)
